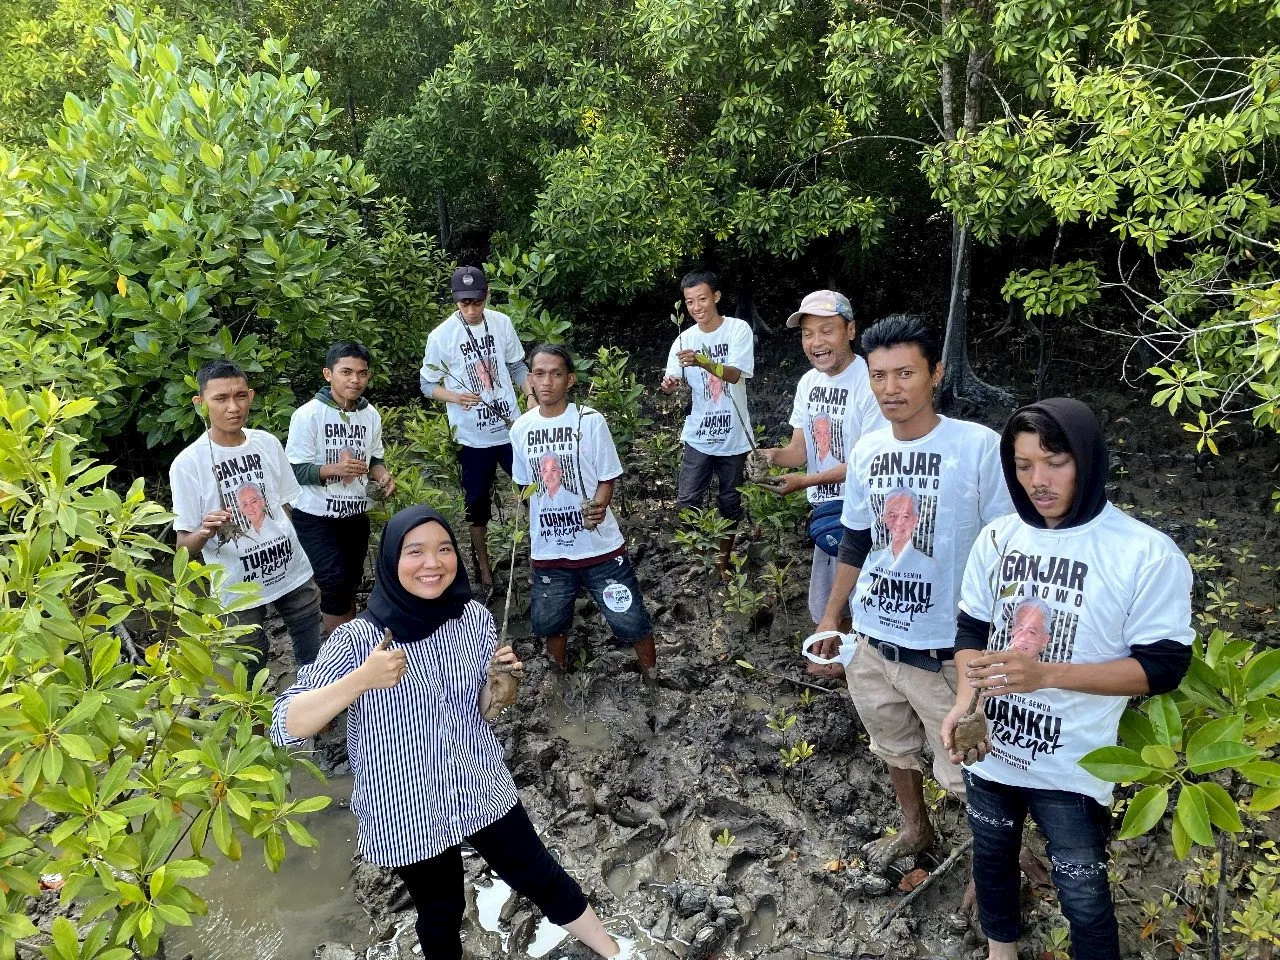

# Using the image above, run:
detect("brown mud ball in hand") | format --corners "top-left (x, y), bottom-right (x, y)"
top-left (482, 664), bottom-right (520, 721)
top-left (745, 451), bottom-right (770, 483)
top-left (952, 701), bottom-right (989, 753)
top-left (581, 499), bottom-right (600, 531)
top-left (367, 477), bottom-right (390, 503)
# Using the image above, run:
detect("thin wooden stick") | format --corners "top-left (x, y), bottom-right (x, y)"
top-left (872, 837), bottom-right (972, 934)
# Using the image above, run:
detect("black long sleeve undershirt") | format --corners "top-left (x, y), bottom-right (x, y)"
top-left (952, 611), bottom-right (1191, 695)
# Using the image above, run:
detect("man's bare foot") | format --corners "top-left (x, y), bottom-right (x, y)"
top-left (862, 825), bottom-right (936, 874)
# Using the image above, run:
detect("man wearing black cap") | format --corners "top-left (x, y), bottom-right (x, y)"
top-left (943, 398), bottom-right (1194, 960)
top-left (420, 266), bottom-right (533, 599)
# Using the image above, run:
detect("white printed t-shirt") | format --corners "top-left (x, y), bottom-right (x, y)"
top-left (664, 316), bottom-right (754, 456)
top-left (510, 404), bottom-right (626, 562)
top-left (286, 397), bottom-right (385, 518)
top-left (170, 429), bottom-right (314, 607)
top-left (420, 309), bottom-right (524, 449)
top-left (788, 358), bottom-right (887, 504)
top-left (843, 417), bottom-right (1014, 649)
top-left (960, 505), bottom-right (1194, 803)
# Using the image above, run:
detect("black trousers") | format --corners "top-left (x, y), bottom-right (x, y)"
top-left (393, 802), bottom-right (587, 959)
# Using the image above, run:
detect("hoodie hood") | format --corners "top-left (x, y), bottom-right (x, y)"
top-left (317, 386), bottom-right (369, 412)
top-left (1000, 398), bottom-right (1108, 529)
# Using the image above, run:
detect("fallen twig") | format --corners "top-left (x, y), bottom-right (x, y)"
top-left (748, 664), bottom-right (837, 695)
top-left (872, 836), bottom-right (972, 934)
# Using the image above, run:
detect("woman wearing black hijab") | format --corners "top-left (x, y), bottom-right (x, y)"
top-left (272, 506), bottom-right (620, 959)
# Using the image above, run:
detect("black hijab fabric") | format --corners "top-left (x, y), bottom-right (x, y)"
top-left (360, 506), bottom-right (473, 642)
top-left (1000, 397), bottom-right (1108, 530)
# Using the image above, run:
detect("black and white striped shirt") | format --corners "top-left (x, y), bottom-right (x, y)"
top-left (270, 603), bottom-right (519, 867)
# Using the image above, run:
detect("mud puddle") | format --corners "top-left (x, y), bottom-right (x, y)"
top-left (166, 773), bottom-right (366, 960)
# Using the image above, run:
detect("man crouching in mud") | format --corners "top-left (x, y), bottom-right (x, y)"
top-left (943, 399), bottom-right (1193, 959)
top-left (813, 316), bottom-right (1016, 914)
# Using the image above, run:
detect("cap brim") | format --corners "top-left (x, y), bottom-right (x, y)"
top-left (452, 288), bottom-right (488, 300)
top-left (787, 308), bottom-right (840, 328)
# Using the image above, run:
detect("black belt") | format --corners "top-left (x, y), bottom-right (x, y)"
top-left (861, 634), bottom-right (953, 673)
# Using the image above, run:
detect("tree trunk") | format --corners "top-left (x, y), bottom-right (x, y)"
top-left (436, 190), bottom-right (452, 250)
top-left (938, 19), bottom-right (1007, 412)
top-left (939, 218), bottom-right (1009, 410)
top-left (736, 272), bottom-right (775, 337)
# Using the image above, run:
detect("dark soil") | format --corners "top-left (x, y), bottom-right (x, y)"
top-left (273, 331), bottom-right (1280, 960)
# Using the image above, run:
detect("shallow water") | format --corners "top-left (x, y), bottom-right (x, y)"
top-left (166, 773), bottom-right (368, 960)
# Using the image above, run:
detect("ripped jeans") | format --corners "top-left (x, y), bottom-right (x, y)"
top-left (964, 769), bottom-right (1118, 960)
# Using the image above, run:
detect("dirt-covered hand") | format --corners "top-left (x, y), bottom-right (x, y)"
top-left (198, 509), bottom-right (232, 537)
top-left (358, 629), bottom-right (407, 690)
top-left (942, 700), bottom-right (990, 765)
top-left (966, 650), bottom-right (1052, 695)
top-left (582, 500), bottom-right (607, 526)
top-left (660, 375), bottom-right (681, 394)
top-left (488, 645), bottom-right (524, 679)
top-left (768, 473), bottom-right (806, 496)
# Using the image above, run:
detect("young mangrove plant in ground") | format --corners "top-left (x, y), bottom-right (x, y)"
top-left (0, 387), bottom-right (321, 960)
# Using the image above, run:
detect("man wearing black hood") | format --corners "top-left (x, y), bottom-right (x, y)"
top-left (941, 399), bottom-right (1194, 960)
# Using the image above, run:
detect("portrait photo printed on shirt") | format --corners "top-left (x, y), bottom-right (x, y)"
top-left (982, 554), bottom-right (1090, 772)
top-left (211, 452), bottom-right (297, 589)
top-left (528, 429), bottom-right (587, 549)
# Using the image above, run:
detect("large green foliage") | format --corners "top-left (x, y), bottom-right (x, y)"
top-left (0, 10), bottom-right (456, 448)
top-left (915, 1), bottom-right (1280, 438)
top-left (366, 0), bottom-right (883, 299)
top-left (0, 387), bottom-right (324, 960)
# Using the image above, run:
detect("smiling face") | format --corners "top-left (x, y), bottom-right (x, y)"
top-left (397, 521), bottom-right (458, 600)
top-left (883, 492), bottom-right (918, 555)
top-left (1010, 602), bottom-right (1052, 656)
top-left (682, 282), bottom-right (721, 326)
top-left (812, 415), bottom-right (832, 460)
top-left (324, 356), bottom-right (370, 408)
top-left (1013, 431), bottom-right (1078, 528)
top-left (236, 484), bottom-right (267, 529)
top-left (540, 453), bottom-right (563, 495)
top-left (800, 313), bottom-right (855, 375)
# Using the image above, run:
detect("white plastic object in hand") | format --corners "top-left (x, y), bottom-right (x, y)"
top-left (801, 630), bottom-right (857, 667)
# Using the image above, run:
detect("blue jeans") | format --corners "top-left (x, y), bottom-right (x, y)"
top-left (531, 553), bottom-right (652, 643)
top-left (964, 770), bottom-right (1118, 960)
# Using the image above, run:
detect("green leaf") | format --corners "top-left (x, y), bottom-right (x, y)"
top-left (1147, 695), bottom-right (1182, 749)
top-left (1238, 761), bottom-right (1280, 788)
top-left (1117, 709), bottom-right (1157, 749)
top-left (1197, 781), bottom-right (1244, 833)
top-left (1116, 785), bottom-right (1168, 840)
top-left (1249, 787), bottom-right (1280, 812)
top-left (1079, 745), bottom-right (1153, 782)
top-left (1245, 648), bottom-right (1280, 701)
top-left (1171, 814), bottom-right (1191, 860)
top-left (1186, 740), bottom-right (1257, 775)
top-left (1140, 744), bottom-right (1178, 769)
top-left (50, 915), bottom-right (79, 960)
top-left (1186, 714), bottom-right (1245, 758)
top-left (1175, 783), bottom-right (1214, 847)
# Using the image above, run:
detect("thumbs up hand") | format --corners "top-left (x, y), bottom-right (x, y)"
top-left (358, 628), bottom-right (408, 690)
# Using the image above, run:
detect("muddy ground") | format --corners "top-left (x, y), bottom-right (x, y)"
top-left (238, 333), bottom-right (1280, 960)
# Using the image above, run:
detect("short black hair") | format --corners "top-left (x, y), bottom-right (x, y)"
top-left (680, 270), bottom-right (720, 294)
top-left (197, 360), bottom-right (248, 393)
top-left (861, 314), bottom-right (941, 372)
top-left (529, 343), bottom-right (575, 374)
top-left (1008, 408), bottom-right (1072, 455)
top-left (325, 341), bottom-right (371, 369)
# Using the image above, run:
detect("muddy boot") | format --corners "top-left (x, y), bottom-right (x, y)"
top-left (546, 634), bottom-right (569, 671)
top-left (633, 635), bottom-right (658, 685)
top-left (715, 532), bottom-right (736, 578)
